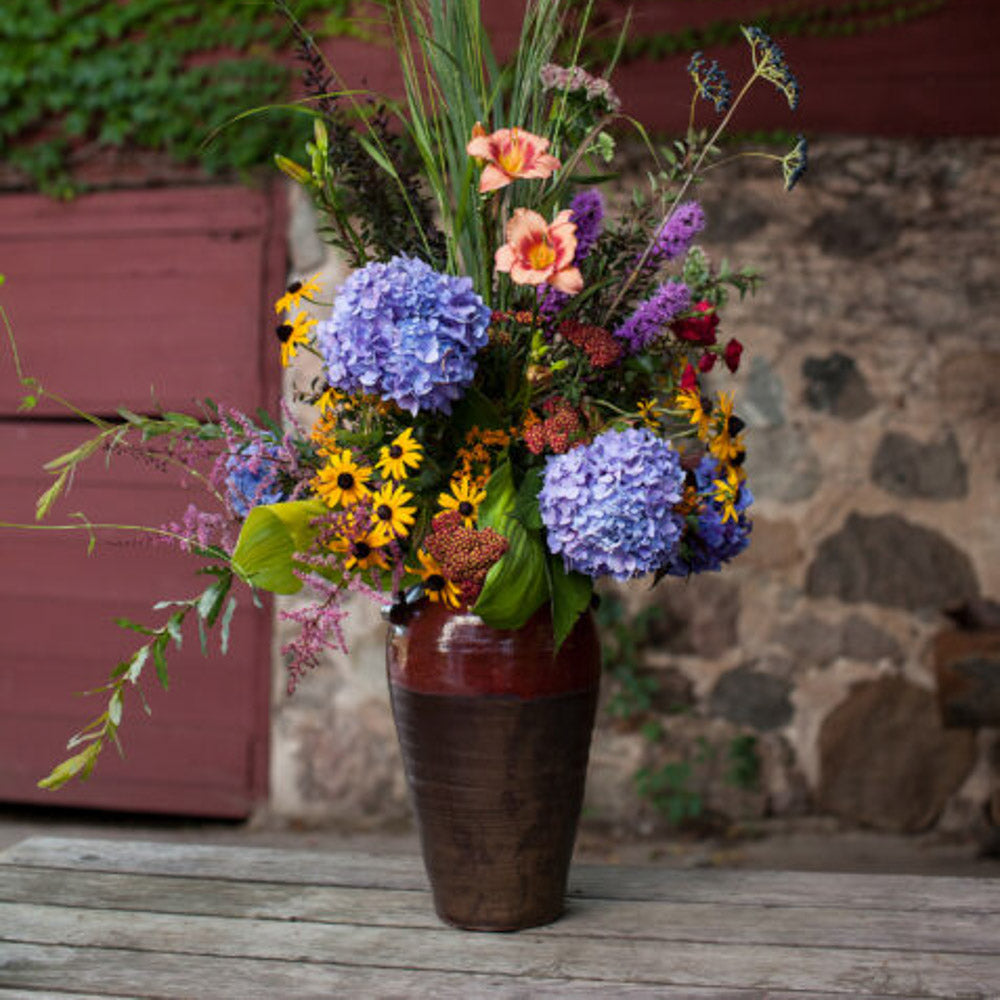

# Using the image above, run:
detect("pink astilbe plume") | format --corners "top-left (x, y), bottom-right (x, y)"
top-left (279, 566), bottom-right (386, 693)
top-left (161, 503), bottom-right (235, 553)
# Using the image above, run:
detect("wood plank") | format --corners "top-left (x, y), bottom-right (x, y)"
top-left (2, 901), bottom-right (998, 998)
top-left (1, 864), bottom-right (997, 956)
top-left (1, 943), bottom-right (895, 1000)
top-left (6, 838), bottom-right (999, 914)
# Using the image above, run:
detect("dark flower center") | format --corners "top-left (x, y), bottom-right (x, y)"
top-left (287, 280), bottom-right (302, 293)
top-left (337, 472), bottom-right (355, 489)
top-left (425, 574), bottom-right (445, 592)
top-left (275, 323), bottom-right (293, 342)
top-left (458, 501), bottom-right (474, 517)
top-left (727, 416), bottom-right (745, 436)
top-left (351, 541), bottom-right (371, 560)
top-left (731, 451), bottom-right (746, 467)
top-left (388, 445), bottom-right (403, 459)
top-left (375, 504), bottom-right (392, 521)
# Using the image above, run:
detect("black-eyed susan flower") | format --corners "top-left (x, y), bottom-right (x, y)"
top-left (375, 427), bottom-right (423, 480)
top-left (274, 273), bottom-right (322, 314)
top-left (438, 476), bottom-right (486, 527)
top-left (675, 387), bottom-right (711, 440)
top-left (636, 398), bottom-right (660, 429)
top-left (707, 392), bottom-right (746, 464)
top-left (314, 449), bottom-right (372, 508)
top-left (275, 311), bottom-right (316, 367)
top-left (712, 464), bottom-right (743, 523)
top-left (370, 481), bottom-right (417, 541)
top-left (332, 528), bottom-right (389, 571)
top-left (315, 387), bottom-right (344, 415)
top-left (412, 549), bottom-right (461, 608)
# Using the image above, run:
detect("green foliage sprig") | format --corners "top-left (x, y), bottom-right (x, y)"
top-left (0, 0), bottom-right (350, 195)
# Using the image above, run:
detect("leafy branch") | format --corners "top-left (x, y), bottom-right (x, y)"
top-left (38, 566), bottom-right (239, 790)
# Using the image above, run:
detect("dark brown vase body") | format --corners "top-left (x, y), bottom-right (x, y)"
top-left (386, 601), bottom-right (601, 931)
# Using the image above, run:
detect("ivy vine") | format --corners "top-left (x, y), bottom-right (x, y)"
top-left (0, 0), bottom-right (352, 195)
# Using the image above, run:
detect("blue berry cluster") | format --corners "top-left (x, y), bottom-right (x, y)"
top-left (742, 25), bottom-right (801, 110)
top-left (688, 51), bottom-right (732, 113)
top-left (782, 134), bottom-right (809, 192)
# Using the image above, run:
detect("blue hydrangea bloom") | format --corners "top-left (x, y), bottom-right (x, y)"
top-left (539, 428), bottom-right (686, 579)
top-left (316, 255), bottom-right (492, 414)
top-left (665, 455), bottom-right (753, 576)
top-left (225, 441), bottom-right (287, 518)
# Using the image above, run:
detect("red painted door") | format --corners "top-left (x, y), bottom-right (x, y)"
top-left (0, 185), bottom-right (284, 817)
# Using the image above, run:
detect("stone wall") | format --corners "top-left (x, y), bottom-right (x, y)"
top-left (270, 135), bottom-right (1000, 838)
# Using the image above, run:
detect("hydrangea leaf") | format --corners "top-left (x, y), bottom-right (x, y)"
top-left (230, 500), bottom-right (327, 594)
top-left (547, 554), bottom-right (593, 651)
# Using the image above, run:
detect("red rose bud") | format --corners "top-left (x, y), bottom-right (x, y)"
top-left (723, 337), bottom-right (744, 373)
top-left (698, 352), bottom-right (717, 373)
top-left (672, 300), bottom-right (719, 345)
top-left (680, 363), bottom-right (698, 391)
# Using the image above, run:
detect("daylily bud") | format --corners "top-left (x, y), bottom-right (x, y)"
top-left (274, 154), bottom-right (311, 185)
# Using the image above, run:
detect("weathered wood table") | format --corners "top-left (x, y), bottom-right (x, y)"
top-left (0, 835), bottom-right (997, 998)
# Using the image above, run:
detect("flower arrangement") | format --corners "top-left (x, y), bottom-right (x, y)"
top-left (2, 1), bottom-right (805, 788)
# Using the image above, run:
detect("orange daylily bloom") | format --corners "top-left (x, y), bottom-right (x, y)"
top-left (466, 126), bottom-right (560, 193)
top-left (495, 208), bottom-right (583, 295)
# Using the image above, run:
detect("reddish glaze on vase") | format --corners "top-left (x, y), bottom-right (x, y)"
top-left (388, 599), bottom-right (602, 697)
top-left (386, 601), bottom-right (601, 931)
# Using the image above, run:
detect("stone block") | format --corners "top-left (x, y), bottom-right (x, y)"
top-left (933, 628), bottom-right (1000, 728)
top-left (709, 665), bottom-right (794, 732)
top-left (871, 429), bottom-right (968, 500)
top-left (806, 513), bottom-right (979, 611)
top-left (818, 676), bottom-right (976, 832)
top-left (801, 352), bottom-right (875, 420)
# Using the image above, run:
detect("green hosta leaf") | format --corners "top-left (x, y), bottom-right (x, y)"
top-left (230, 499), bottom-right (326, 594)
top-left (476, 461), bottom-right (516, 532)
top-left (513, 467), bottom-right (544, 531)
top-left (472, 517), bottom-right (548, 631)
top-left (547, 554), bottom-right (592, 652)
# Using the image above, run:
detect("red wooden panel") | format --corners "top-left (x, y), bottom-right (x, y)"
top-left (0, 422), bottom-right (273, 817)
top-left (0, 185), bottom-right (282, 417)
top-left (0, 181), bottom-right (285, 817)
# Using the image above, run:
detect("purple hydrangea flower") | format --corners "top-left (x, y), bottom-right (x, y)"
top-left (539, 427), bottom-right (686, 579)
top-left (664, 455), bottom-right (753, 576)
top-left (613, 280), bottom-right (691, 352)
top-left (649, 201), bottom-right (705, 265)
top-left (225, 441), bottom-right (287, 518)
top-left (316, 255), bottom-right (491, 414)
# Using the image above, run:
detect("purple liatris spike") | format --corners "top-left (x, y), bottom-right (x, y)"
top-left (648, 201), bottom-right (705, 266)
top-left (613, 280), bottom-right (691, 352)
top-left (568, 188), bottom-right (604, 262)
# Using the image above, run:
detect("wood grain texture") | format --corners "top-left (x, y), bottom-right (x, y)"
top-left (1, 838), bottom-right (997, 999)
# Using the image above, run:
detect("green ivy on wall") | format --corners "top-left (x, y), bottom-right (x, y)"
top-left (582, 0), bottom-right (950, 63)
top-left (0, 0), bottom-right (351, 195)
